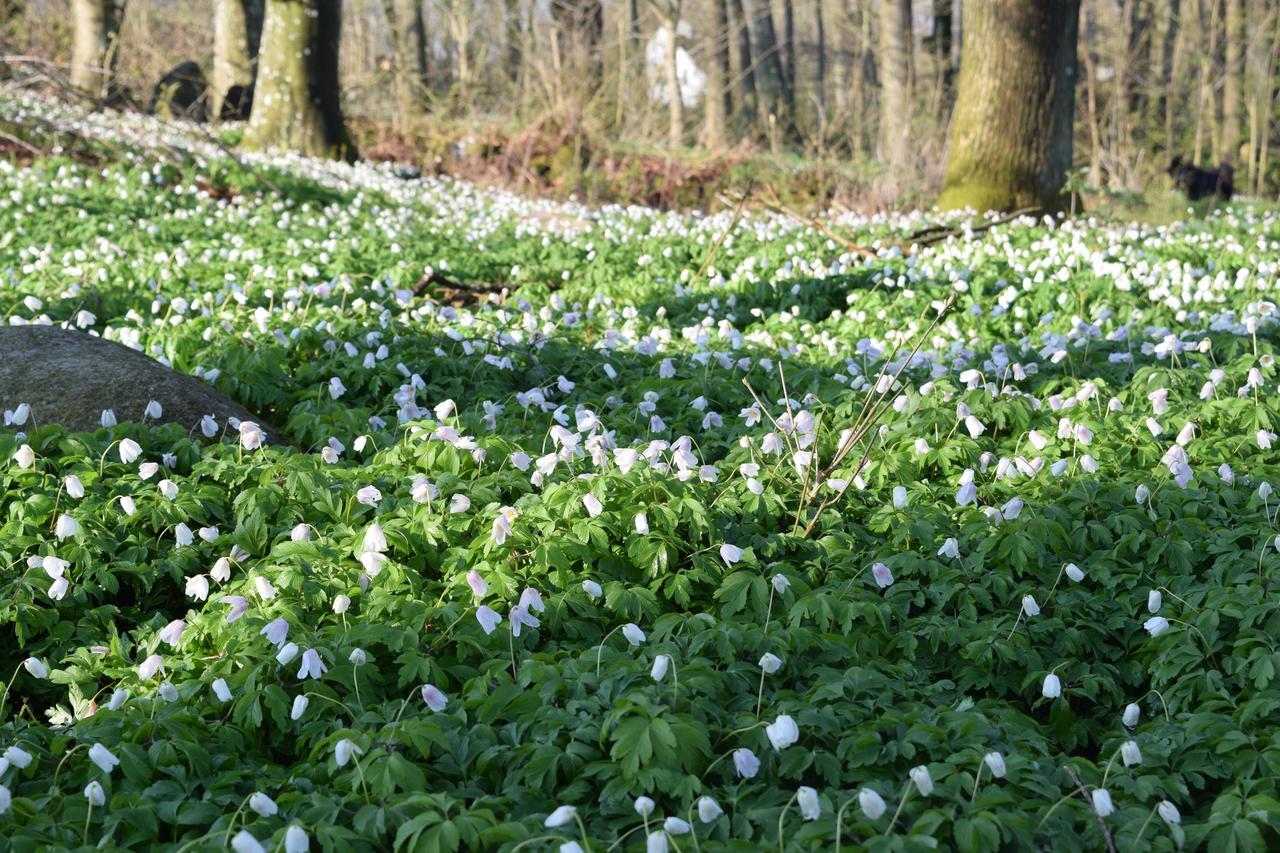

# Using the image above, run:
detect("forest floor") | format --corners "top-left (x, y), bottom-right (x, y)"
top-left (0, 88), bottom-right (1279, 851)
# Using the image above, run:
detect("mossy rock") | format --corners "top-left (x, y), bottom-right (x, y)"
top-left (0, 325), bottom-right (272, 441)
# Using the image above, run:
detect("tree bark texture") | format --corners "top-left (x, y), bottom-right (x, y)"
top-left (878, 0), bottom-right (912, 168)
top-left (938, 0), bottom-right (1082, 211)
top-left (71, 0), bottom-right (116, 98)
top-left (243, 0), bottom-right (355, 160)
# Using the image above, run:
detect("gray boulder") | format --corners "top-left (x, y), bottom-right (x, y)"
top-left (0, 325), bottom-right (270, 440)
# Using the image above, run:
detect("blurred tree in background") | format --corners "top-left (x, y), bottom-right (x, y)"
top-left (6, 0), bottom-right (1280, 206)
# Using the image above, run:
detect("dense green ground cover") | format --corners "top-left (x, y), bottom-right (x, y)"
top-left (1, 90), bottom-right (1279, 851)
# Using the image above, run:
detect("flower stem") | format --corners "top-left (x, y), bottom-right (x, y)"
top-left (777, 791), bottom-right (798, 852)
top-left (1131, 804), bottom-right (1158, 850)
top-left (49, 742), bottom-right (87, 793)
top-left (595, 624), bottom-right (624, 677)
top-left (1036, 791), bottom-right (1078, 830)
top-left (304, 691), bottom-right (354, 723)
top-left (885, 781), bottom-right (912, 834)
top-left (572, 812), bottom-right (594, 853)
top-left (354, 755), bottom-right (373, 803)
top-left (98, 439), bottom-right (121, 477)
top-left (605, 823), bottom-right (646, 852)
top-left (0, 662), bottom-right (24, 719)
top-left (762, 586), bottom-right (776, 637)
top-left (835, 795), bottom-right (856, 853)
top-left (1168, 618), bottom-right (1211, 651)
top-left (1139, 688), bottom-right (1172, 721)
top-left (509, 835), bottom-right (575, 852)
top-left (1005, 608), bottom-right (1024, 641)
top-left (1099, 746), bottom-right (1122, 790)
top-left (969, 760), bottom-right (985, 803)
top-left (699, 724), bottom-right (767, 781)
top-left (222, 793), bottom-right (253, 849)
top-left (509, 624), bottom-right (518, 680)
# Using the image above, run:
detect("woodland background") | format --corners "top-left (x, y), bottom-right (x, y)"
top-left (3, 0), bottom-right (1277, 210)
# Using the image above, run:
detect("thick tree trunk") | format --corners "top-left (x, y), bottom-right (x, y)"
top-left (938, 0), bottom-right (1081, 212)
top-left (70, 0), bottom-right (116, 98)
top-left (1222, 0), bottom-right (1244, 162)
top-left (878, 0), bottom-right (911, 169)
top-left (243, 0), bottom-right (354, 159)
top-left (384, 0), bottom-right (429, 122)
top-left (701, 0), bottom-right (729, 149)
top-left (748, 0), bottom-right (785, 123)
top-left (211, 0), bottom-right (259, 120)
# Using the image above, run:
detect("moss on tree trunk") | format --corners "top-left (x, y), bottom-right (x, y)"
top-left (938, 0), bottom-right (1081, 213)
top-left (243, 0), bottom-right (355, 160)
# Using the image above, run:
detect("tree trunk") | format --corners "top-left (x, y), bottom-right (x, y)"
top-left (934, 0), bottom-right (954, 92)
top-left (701, 0), bottom-right (730, 149)
top-left (506, 0), bottom-right (523, 85)
top-left (384, 0), bottom-right (429, 123)
top-left (748, 0), bottom-right (785, 124)
top-left (815, 0), bottom-right (827, 135)
top-left (1222, 0), bottom-right (1244, 162)
top-left (1193, 0), bottom-right (1220, 164)
top-left (730, 0), bottom-right (757, 125)
top-left (1255, 2), bottom-right (1280, 194)
top-left (664, 2), bottom-right (684, 148)
top-left (613, 0), bottom-right (626, 128)
top-left (852, 4), bottom-right (873, 154)
top-left (243, 0), bottom-right (354, 159)
top-left (1080, 16), bottom-right (1104, 186)
top-left (211, 0), bottom-right (260, 120)
top-left (1160, 0), bottom-right (1182, 147)
top-left (70, 0), bottom-right (116, 98)
top-left (878, 0), bottom-right (911, 169)
top-left (938, 0), bottom-right (1082, 211)
top-left (781, 0), bottom-right (795, 109)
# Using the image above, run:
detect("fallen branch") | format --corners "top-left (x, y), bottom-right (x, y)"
top-left (1, 56), bottom-right (101, 107)
top-left (906, 206), bottom-right (1040, 248)
top-left (412, 270), bottom-right (501, 296)
top-left (0, 129), bottom-right (45, 158)
top-left (185, 120), bottom-right (284, 197)
top-left (0, 112), bottom-right (111, 167)
top-left (724, 185), bottom-right (1038, 260)
top-left (694, 179), bottom-right (754, 284)
top-left (759, 184), bottom-right (879, 258)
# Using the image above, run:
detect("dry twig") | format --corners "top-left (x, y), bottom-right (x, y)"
top-left (1063, 767), bottom-right (1118, 853)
